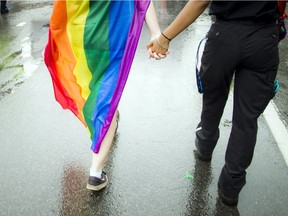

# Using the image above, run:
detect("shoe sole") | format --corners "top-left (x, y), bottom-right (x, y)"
top-left (86, 176), bottom-right (109, 191)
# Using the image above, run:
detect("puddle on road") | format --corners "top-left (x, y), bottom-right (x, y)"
top-left (0, 34), bottom-right (43, 101)
top-left (0, 50), bottom-right (23, 99)
top-left (0, 1), bottom-right (51, 102)
top-left (0, 50), bottom-right (22, 68)
top-left (0, 24), bottom-right (44, 101)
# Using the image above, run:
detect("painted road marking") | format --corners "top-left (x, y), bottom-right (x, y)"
top-left (16, 22), bottom-right (26, 27)
top-left (263, 101), bottom-right (288, 166)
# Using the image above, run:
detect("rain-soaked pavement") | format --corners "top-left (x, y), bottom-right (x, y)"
top-left (1, 1), bottom-right (288, 216)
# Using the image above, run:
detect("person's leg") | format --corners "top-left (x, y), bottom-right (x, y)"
top-left (87, 110), bottom-right (119, 191)
top-left (218, 22), bottom-right (279, 205)
top-left (1, 1), bottom-right (9, 14)
top-left (195, 20), bottom-right (238, 160)
top-left (91, 110), bottom-right (119, 171)
top-left (1, 1), bottom-right (4, 12)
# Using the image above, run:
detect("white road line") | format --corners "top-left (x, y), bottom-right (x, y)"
top-left (263, 101), bottom-right (288, 166)
top-left (16, 22), bottom-right (26, 27)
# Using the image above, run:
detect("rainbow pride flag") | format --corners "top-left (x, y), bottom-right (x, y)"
top-left (44, 0), bottom-right (150, 153)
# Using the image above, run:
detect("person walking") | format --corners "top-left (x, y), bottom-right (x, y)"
top-left (147, 0), bottom-right (280, 206)
top-left (44, 0), bottom-right (163, 191)
top-left (1, 1), bottom-right (9, 14)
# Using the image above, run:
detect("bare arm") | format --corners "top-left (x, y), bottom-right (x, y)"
top-left (162, 0), bottom-right (210, 40)
top-left (145, 1), bottom-right (161, 40)
top-left (145, 1), bottom-right (167, 59)
top-left (147, 0), bottom-right (211, 55)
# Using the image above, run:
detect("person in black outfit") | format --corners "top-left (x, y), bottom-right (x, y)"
top-left (147, 0), bottom-right (280, 206)
top-left (1, 1), bottom-right (9, 14)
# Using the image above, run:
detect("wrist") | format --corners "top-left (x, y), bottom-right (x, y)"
top-left (150, 32), bottom-right (161, 41)
top-left (159, 34), bottom-right (170, 49)
top-left (161, 32), bottom-right (172, 41)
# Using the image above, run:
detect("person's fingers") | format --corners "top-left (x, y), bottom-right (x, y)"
top-left (146, 40), bottom-right (154, 50)
top-left (153, 52), bottom-right (161, 60)
top-left (147, 39), bottom-right (169, 55)
top-left (147, 48), bottom-right (154, 59)
top-left (148, 50), bottom-right (168, 60)
top-left (147, 43), bottom-right (169, 60)
top-left (158, 53), bottom-right (166, 59)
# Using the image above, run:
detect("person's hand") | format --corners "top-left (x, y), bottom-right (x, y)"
top-left (147, 35), bottom-right (170, 60)
top-left (147, 47), bottom-right (168, 60)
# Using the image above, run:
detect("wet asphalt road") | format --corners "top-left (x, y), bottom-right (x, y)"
top-left (1, 1), bottom-right (288, 216)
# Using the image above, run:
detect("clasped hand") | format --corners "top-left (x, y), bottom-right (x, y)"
top-left (147, 35), bottom-right (170, 60)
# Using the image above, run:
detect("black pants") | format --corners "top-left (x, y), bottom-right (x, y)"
top-left (196, 19), bottom-right (279, 196)
top-left (1, 1), bottom-right (7, 9)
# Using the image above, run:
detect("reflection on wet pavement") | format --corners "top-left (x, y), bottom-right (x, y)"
top-left (184, 152), bottom-right (240, 216)
top-left (1, 1), bottom-right (288, 216)
top-left (59, 134), bottom-right (120, 216)
top-left (0, 1), bottom-right (50, 101)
